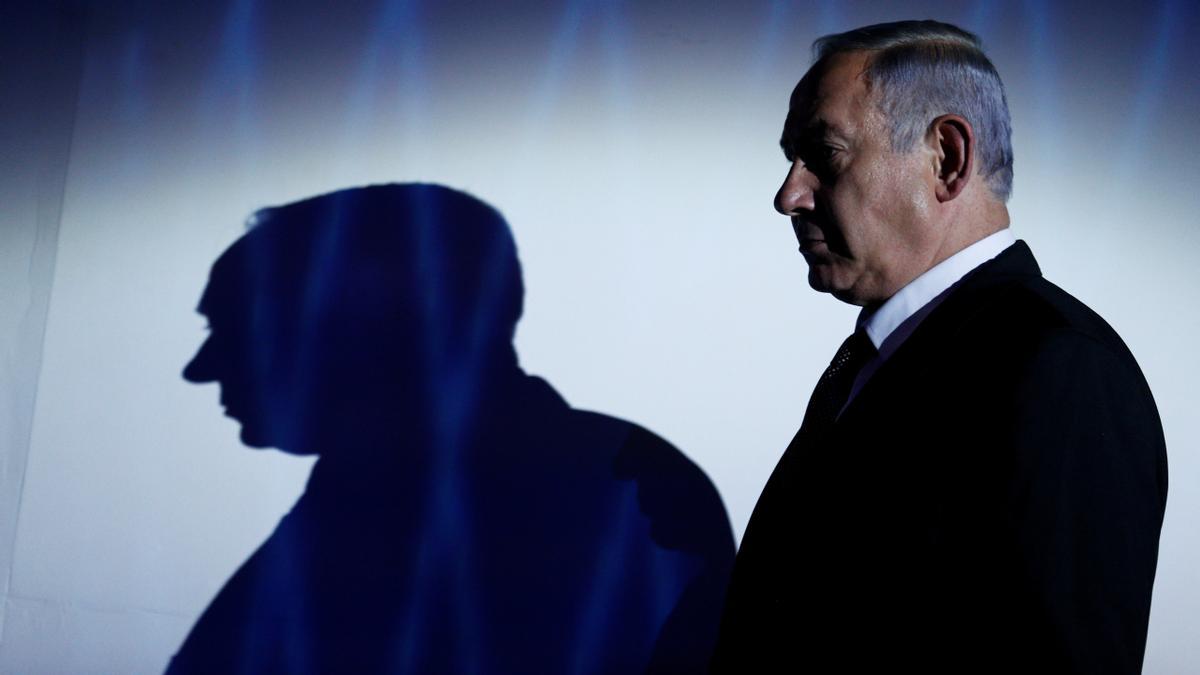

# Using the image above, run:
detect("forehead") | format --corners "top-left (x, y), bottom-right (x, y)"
top-left (786, 51), bottom-right (879, 141)
top-left (195, 275), bottom-right (235, 322)
top-left (195, 242), bottom-right (252, 319)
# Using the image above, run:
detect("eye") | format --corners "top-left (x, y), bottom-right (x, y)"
top-left (811, 144), bottom-right (840, 163)
top-left (796, 142), bottom-right (841, 179)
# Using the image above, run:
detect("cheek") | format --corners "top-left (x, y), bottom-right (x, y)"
top-left (827, 178), bottom-right (881, 259)
top-left (890, 154), bottom-right (933, 213)
top-left (865, 164), bottom-right (925, 238)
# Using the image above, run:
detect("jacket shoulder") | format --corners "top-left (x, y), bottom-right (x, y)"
top-left (949, 273), bottom-right (1144, 375)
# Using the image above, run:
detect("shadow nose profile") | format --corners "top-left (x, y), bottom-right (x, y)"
top-left (181, 339), bottom-right (215, 384)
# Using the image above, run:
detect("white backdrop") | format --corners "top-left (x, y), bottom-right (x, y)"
top-left (2, 1), bottom-right (1198, 672)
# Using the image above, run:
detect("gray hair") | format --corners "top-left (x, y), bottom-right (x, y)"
top-left (813, 20), bottom-right (1014, 202)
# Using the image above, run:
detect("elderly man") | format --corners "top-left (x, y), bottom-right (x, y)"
top-left (711, 21), bottom-right (1166, 674)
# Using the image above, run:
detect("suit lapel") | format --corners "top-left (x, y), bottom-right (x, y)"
top-left (833, 240), bottom-right (1043, 431)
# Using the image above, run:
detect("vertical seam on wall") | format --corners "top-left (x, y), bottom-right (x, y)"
top-left (0, 0), bottom-right (87, 647)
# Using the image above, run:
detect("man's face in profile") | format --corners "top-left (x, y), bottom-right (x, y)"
top-left (181, 248), bottom-right (423, 457)
top-left (775, 51), bottom-right (937, 307)
top-left (182, 270), bottom-right (306, 453)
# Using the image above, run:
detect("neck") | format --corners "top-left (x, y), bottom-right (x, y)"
top-left (929, 197), bottom-right (1009, 272)
top-left (861, 203), bottom-right (1010, 311)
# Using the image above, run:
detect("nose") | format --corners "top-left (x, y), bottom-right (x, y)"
top-left (183, 337), bottom-right (218, 383)
top-left (774, 159), bottom-right (817, 216)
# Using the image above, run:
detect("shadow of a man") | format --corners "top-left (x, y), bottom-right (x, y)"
top-left (168, 183), bottom-right (734, 674)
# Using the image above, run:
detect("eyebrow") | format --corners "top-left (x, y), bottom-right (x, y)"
top-left (780, 118), bottom-right (848, 158)
top-left (805, 118), bottom-right (849, 141)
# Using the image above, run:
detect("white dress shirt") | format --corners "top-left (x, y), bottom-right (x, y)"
top-left (843, 228), bottom-right (1018, 411)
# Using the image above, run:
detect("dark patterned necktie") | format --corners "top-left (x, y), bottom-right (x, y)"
top-left (802, 328), bottom-right (877, 432)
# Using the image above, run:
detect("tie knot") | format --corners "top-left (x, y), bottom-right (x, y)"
top-left (826, 328), bottom-right (876, 380)
top-left (804, 329), bottom-right (877, 431)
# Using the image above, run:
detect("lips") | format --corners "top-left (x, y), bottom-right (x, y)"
top-left (798, 237), bottom-right (828, 254)
top-left (792, 216), bottom-right (824, 244)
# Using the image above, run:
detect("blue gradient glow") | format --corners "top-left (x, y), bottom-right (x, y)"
top-left (2, 1), bottom-right (1198, 672)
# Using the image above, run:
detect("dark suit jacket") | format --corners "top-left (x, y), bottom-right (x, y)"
top-left (711, 241), bottom-right (1167, 674)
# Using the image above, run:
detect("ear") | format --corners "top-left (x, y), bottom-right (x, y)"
top-left (929, 115), bottom-right (974, 203)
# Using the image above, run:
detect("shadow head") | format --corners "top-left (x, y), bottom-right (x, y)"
top-left (183, 183), bottom-right (523, 455)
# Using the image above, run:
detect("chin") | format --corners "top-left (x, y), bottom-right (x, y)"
top-left (808, 267), bottom-right (867, 306)
top-left (237, 422), bottom-right (294, 450)
top-left (241, 426), bottom-right (324, 455)
top-left (238, 425), bottom-right (274, 449)
top-left (806, 265), bottom-right (837, 294)
top-left (830, 289), bottom-right (868, 306)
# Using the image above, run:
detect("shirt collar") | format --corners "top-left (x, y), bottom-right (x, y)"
top-left (857, 229), bottom-right (1017, 349)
